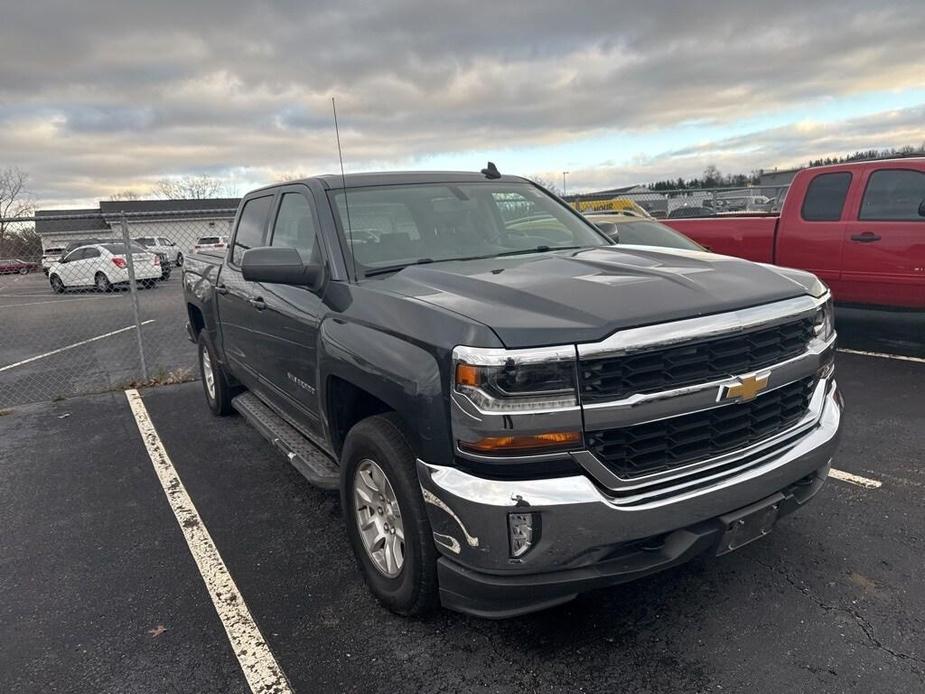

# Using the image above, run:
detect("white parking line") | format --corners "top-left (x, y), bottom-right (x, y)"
top-left (0, 297), bottom-right (114, 309)
top-left (124, 389), bottom-right (291, 694)
top-left (837, 348), bottom-right (925, 365)
top-left (829, 468), bottom-right (883, 489)
top-left (0, 320), bottom-right (155, 372)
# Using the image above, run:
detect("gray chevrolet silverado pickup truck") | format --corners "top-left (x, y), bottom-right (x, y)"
top-left (182, 169), bottom-right (842, 618)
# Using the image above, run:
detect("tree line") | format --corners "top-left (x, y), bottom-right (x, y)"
top-left (649, 143), bottom-right (925, 191)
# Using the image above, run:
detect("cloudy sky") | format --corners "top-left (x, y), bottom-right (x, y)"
top-left (2, 0), bottom-right (925, 208)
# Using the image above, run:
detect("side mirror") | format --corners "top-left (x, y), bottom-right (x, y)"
top-left (918, 199), bottom-right (925, 217)
top-left (241, 247), bottom-right (323, 290)
top-left (594, 221), bottom-right (619, 242)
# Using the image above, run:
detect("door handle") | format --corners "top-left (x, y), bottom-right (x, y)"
top-left (248, 297), bottom-right (266, 311)
top-left (850, 232), bottom-right (881, 243)
top-left (215, 283), bottom-right (229, 295)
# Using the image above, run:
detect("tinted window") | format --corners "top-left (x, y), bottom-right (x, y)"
top-left (232, 196), bottom-right (273, 265)
top-left (136, 237), bottom-right (154, 245)
top-left (102, 243), bottom-right (147, 254)
top-left (802, 172), bottom-right (852, 221)
top-left (198, 236), bottom-right (220, 244)
top-left (611, 220), bottom-right (703, 250)
top-left (859, 169), bottom-right (925, 221)
top-left (63, 249), bottom-right (86, 262)
top-left (270, 193), bottom-right (319, 263)
top-left (84, 248), bottom-right (101, 258)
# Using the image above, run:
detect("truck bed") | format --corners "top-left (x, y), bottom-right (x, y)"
top-left (663, 215), bottom-right (779, 264)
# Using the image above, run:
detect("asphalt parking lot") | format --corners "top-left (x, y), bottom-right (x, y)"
top-left (2, 343), bottom-right (923, 692)
top-left (0, 271), bottom-right (193, 407)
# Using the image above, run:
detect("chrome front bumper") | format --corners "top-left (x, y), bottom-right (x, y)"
top-left (418, 375), bottom-right (842, 577)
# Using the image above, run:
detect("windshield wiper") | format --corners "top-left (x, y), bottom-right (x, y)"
top-left (362, 258), bottom-right (434, 277)
top-left (493, 245), bottom-right (583, 257)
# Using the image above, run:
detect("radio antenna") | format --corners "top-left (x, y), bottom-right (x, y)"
top-left (332, 97), bottom-right (358, 280)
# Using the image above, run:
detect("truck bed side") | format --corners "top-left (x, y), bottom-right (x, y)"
top-left (663, 215), bottom-right (780, 264)
top-left (182, 251), bottom-right (225, 344)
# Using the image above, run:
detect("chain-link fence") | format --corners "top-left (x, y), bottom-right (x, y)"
top-left (0, 207), bottom-right (236, 408)
top-left (567, 185), bottom-right (791, 218)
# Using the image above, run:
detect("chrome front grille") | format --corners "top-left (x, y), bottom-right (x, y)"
top-left (585, 376), bottom-right (817, 480)
top-left (579, 316), bottom-right (814, 403)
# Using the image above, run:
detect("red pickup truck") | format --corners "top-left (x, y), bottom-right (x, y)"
top-left (664, 158), bottom-right (925, 309)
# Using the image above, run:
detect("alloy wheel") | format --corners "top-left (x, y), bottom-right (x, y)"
top-left (353, 459), bottom-right (405, 577)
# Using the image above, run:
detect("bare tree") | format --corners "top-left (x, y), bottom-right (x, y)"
top-left (0, 167), bottom-right (32, 257)
top-left (153, 175), bottom-right (228, 199)
top-left (529, 175), bottom-right (565, 197)
top-left (109, 190), bottom-right (142, 201)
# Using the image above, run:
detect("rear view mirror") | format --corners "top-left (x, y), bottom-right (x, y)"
top-left (594, 221), bottom-right (619, 242)
top-left (241, 247), bottom-right (323, 290)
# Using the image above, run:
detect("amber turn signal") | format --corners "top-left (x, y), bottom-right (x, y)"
top-left (455, 362), bottom-right (481, 387)
top-left (459, 430), bottom-right (581, 454)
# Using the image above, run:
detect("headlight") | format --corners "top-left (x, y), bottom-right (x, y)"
top-left (453, 345), bottom-right (578, 412)
top-left (813, 298), bottom-right (835, 342)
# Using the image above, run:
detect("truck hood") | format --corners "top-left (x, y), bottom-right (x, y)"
top-left (369, 247), bottom-right (812, 348)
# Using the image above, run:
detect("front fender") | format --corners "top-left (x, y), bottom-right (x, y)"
top-left (318, 318), bottom-right (451, 464)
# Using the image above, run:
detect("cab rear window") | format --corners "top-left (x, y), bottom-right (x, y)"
top-left (801, 172), bottom-right (852, 221)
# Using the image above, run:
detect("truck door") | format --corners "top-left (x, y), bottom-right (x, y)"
top-left (841, 166), bottom-right (925, 308)
top-left (775, 170), bottom-right (849, 288)
top-left (245, 187), bottom-right (327, 438)
top-left (215, 193), bottom-right (275, 388)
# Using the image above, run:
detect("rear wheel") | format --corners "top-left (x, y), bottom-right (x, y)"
top-left (197, 332), bottom-right (233, 415)
top-left (175, 252), bottom-right (184, 267)
top-left (18, 267), bottom-right (27, 275)
top-left (50, 274), bottom-right (64, 293)
top-left (341, 413), bottom-right (439, 616)
top-left (95, 272), bottom-right (112, 293)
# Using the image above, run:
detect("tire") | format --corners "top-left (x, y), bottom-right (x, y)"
top-left (197, 332), bottom-right (234, 416)
top-left (175, 252), bottom-right (184, 267)
top-left (340, 413), bottom-right (439, 616)
top-left (142, 279), bottom-right (157, 289)
top-left (50, 274), bottom-right (65, 294)
top-left (95, 272), bottom-right (112, 293)
top-left (18, 267), bottom-right (27, 275)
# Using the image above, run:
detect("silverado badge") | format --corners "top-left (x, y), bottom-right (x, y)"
top-left (718, 372), bottom-right (771, 403)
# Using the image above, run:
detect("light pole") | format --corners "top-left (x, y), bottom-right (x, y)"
top-left (562, 171), bottom-right (569, 197)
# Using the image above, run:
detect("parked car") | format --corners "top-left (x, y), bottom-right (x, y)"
top-left (41, 248), bottom-right (65, 275)
top-left (0, 258), bottom-right (39, 275)
top-left (663, 158), bottom-right (925, 309)
top-left (586, 212), bottom-right (706, 251)
top-left (192, 235), bottom-right (229, 253)
top-left (667, 205), bottom-right (716, 219)
top-left (134, 236), bottom-right (184, 266)
top-left (183, 170), bottom-right (841, 618)
top-left (48, 242), bottom-right (162, 292)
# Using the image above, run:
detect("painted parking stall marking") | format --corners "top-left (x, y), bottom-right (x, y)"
top-left (124, 389), bottom-right (292, 694)
top-left (837, 347), bottom-right (925, 365)
top-left (0, 320), bottom-right (155, 372)
top-left (828, 468), bottom-right (883, 489)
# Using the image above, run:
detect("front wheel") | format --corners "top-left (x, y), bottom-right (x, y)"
top-left (197, 332), bottom-right (233, 415)
top-left (50, 274), bottom-right (65, 293)
top-left (175, 252), bottom-right (183, 267)
top-left (18, 267), bottom-right (28, 275)
top-left (341, 413), bottom-right (439, 616)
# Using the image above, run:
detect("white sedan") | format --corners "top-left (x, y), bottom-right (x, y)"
top-left (48, 242), bottom-right (162, 293)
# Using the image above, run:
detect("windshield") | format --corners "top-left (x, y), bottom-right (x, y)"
top-left (332, 182), bottom-right (609, 274)
top-left (607, 220), bottom-right (704, 251)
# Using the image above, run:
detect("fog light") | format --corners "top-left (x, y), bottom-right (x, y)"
top-left (508, 512), bottom-right (537, 558)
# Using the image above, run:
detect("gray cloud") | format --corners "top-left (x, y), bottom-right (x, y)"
top-left (1, 1), bottom-right (924, 205)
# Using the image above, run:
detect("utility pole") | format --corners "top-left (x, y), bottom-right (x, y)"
top-left (562, 171), bottom-right (569, 197)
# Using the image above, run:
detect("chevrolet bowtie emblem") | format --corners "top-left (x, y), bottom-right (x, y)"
top-left (718, 372), bottom-right (771, 403)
